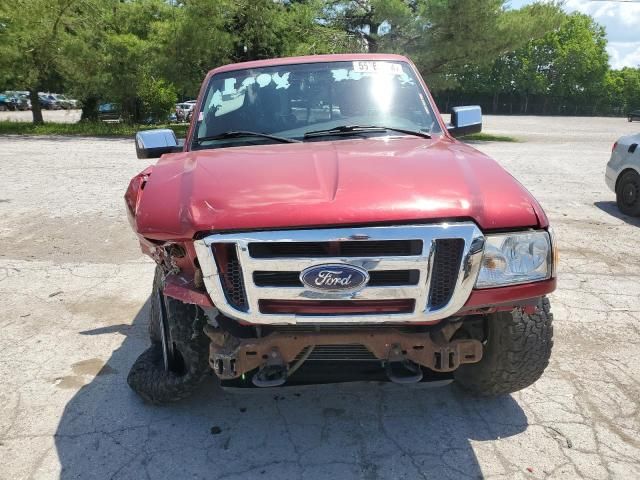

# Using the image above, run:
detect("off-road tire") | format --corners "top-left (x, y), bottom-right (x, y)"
top-left (616, 170), bottom-right (640, 216)
top-left (127, 297), bottom-right (210, 404)
top-left (454, 297), bottom-right (553, 396)
top-left (148, 266), bottom-right (163, 343)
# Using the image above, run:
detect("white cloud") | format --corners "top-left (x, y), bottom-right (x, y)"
top-left (607, 41), bottom-right (640, 69)
top-left (514, 0), bottom-right (640, 68)
top-left (566, 0), bottom-right (640, 68)
top-left (564, 0), bottom-right (640, 37)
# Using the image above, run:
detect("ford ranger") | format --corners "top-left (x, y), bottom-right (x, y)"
top-left (125, 54), bottom-right (556, 404)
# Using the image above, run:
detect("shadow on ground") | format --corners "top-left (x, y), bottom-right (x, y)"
top-left (594, 201), bottom-right (640, 227)
top-left (55, 298), bottom-right (528, 479)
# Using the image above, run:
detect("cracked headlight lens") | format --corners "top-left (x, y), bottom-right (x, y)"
top-left (476, 231), bottom-right (552, 288)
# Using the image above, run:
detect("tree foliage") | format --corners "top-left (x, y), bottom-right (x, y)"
top-left (0, 0), bottom-right (102, 123)
top-left (446, 12), bottom-right (628, 115)
top-left (0, 0), bottom-right (638, 123)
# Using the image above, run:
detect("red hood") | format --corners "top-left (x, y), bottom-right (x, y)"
top-left (134, 136), bottom-right (545, 240)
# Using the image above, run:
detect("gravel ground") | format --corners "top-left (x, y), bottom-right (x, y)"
top-left (1, 115), bottom-right (639, 479)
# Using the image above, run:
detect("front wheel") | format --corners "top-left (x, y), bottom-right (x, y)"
top-left (616, 170), bottom-right (640, 216)
top-left (454, 297), bottom-right (553, 396)
top-left (127, 276), bottom-right (210, 404)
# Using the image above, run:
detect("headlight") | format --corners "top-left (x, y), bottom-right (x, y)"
top-left (476, 231), bottom-right (553, 288)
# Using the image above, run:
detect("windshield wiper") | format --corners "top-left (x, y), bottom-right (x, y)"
top-left (194, 130), bottom-right (301, 145)
top-left (303, 125), bottom-right (431, 139)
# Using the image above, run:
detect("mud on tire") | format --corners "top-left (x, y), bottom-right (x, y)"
top-left (454, 297), bottom-right (553, 397)
top-left (128, 294), bottom-right (210, 404)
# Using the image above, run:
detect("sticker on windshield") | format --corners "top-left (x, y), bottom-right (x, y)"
top-left (352, 61), bottom-right (403, 75)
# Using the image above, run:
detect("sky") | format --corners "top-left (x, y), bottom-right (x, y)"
top-left (509, 0), bottom-right (640, 69)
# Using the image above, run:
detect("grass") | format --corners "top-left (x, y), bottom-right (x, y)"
top-left (0, 121), bottom-right (517, 142)
top-left (0, 121), bottom-right (189, 138)
top-left (460, 132), bottom-right (519, 142)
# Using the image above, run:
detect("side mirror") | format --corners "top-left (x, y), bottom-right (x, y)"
top-left (447, 106), bottom-right (482, 137)
top-left (135, 129), bottom-right (181, 159)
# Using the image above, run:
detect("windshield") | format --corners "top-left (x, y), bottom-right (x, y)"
top-left (192, 60), bottom-right (441, 149)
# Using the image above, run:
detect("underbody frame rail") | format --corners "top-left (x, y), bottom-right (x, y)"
top-left (204, 325), bottom-right (483, 380)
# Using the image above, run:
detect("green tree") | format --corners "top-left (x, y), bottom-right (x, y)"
top-left (151, 0), bottom-right (354, 100)
top-left (324, 0), bottom-right (413, 52)
top-left (324, 0), bottom-right (562, 87)
top-left (60, 0), bottom-right (177, 122)
top-left (619, 68), bottom-right (640, 112)
top-left (0, 0), bottom-right (102, 123)
top-left (0, 0), bottom-right (630, 122)
top-left (603, 70), bottom-right (626, 115)
top-left (150, 0), bottom-right (233, 98)
top-left (443, 10), bottom-right (611, 115)
top-left (546, 13), bottom-right (609, 113)
top-left (415, 1), bottom-right (563, 87)
top-left (138, 75), bottom-right (177, 122)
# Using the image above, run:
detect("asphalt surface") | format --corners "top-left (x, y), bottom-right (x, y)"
top-left (1, 116), bottom-right (640, 479)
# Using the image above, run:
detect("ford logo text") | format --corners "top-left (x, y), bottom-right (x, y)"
top-left (300, 264), bottom-right (369, 293)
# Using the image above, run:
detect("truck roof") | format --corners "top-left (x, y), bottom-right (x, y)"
top-left (208, 53), bottom-right (412, 75)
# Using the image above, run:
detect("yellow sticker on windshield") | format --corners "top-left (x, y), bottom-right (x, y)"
top-left (352, 61), bottom-right (403, 75)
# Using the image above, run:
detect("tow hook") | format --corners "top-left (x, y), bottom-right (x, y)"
top-left (252, 348), bottom-right (288, 388)
top-left (385, 345), bottom-right (423, 384)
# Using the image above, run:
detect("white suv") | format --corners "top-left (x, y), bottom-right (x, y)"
top-left (606, 134), bottom-right (640, 216)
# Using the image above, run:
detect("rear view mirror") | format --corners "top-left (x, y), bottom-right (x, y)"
top-left (447, 106), bottom-right (482, 137)
top-left (135, 129), bottom-right (181, 159)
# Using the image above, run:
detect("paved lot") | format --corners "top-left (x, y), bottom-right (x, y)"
top-left (1, 116), bottom-right (639, 479)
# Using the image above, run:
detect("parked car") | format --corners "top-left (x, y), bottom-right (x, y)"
top-left (38, 94), bottom-right (59, 110)
top-left (97, 103), bottom-right (121, 122)
top-left (606, 134), bottom-right (640, 215)
top-left (3, 91), bottom-right (30, 110)
top-left (15, 93), bottom-right (31, 110)
top-left (48, 94), bottom-right (77, 109)
top-left (183, 100), bottom-right (197, 121)
top-left (0, 93), bottom-right (13, 111)
top-left (125, 54), bottom-right (557, 404)
top-left (175, 102), bottom-right (194, 122)
top-left (629, 110), bottom-right (640, 122)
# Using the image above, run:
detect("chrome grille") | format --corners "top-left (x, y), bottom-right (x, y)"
top-left (194, 223), bottom-right (485, 325)
top-left (248, 240), bottom-right (422, 257)
top-left (428, 239), bottom-right (465, 309)
top-left (253, 269), bottom-right (420, 287)
top-left (213, 244), bottom-right (248, 311)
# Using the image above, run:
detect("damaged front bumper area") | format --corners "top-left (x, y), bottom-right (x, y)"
top-left (203, 323), bottom-right (482, 387)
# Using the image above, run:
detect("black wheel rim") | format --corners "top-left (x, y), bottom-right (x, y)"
top-left (621, 180), bottom-right (639, 207)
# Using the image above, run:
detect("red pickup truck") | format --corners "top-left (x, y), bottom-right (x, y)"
top-left (125, 54), bottom-right (556, 403)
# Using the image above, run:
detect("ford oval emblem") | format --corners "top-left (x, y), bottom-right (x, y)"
top-left (300, 264), bottom-right (370, 293)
